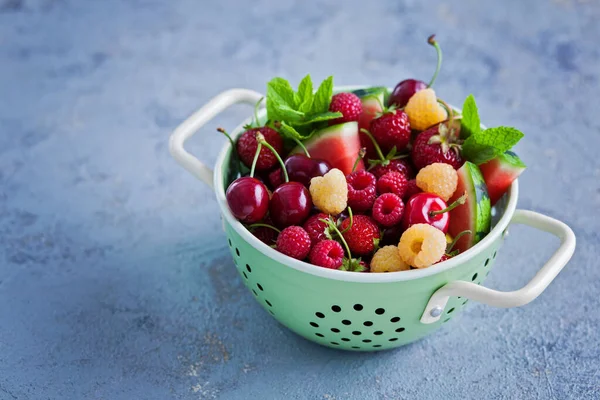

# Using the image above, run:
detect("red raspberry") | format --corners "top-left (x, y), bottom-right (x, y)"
top-left (346, 170), bottom-right (377, 212)
top-left (436, 254), bottom-right (452, 264)
top-left (371, 159), bottom-right (415, 180)
top-left (237, 127), bottom-right (283, 171)
top-left (309, 239), bottom-right (344, 269)
top-left (411, 122), bottom-right (463, 170)
top-left (303, 213), bottom-right (334, 246)
top-left (376, 172), bottom-right (407, 198)
top-left (268, 167), bottom-right (284, 190)
top-left (369, 110), bottom-right (411, 154)
top-left (403, 179), bottom-right (421, 201)
top-left (372, 193), bottom-right (405, 227)
top-left (276, 226), bottom-right (311, 260)
top-left (251, 216), bottom-right (277, 245)
top-left (340, 215), bottom-right (381, 256)
top-left (328, 92), bottom-right (363, 125)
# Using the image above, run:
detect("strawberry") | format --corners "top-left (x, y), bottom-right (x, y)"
top-left (411, 120), bottom-right (463, 170)
top-left (369, 108), bottom-right (411, 154)
top-left (237, 127), bottom-right (284, 172)
top-left (340, 215), bottom-right (381, 257)
top-left (328, 92), bottom-right (363, 125)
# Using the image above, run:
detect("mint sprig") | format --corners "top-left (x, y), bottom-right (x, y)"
top-left (460, 94), bottom-right (480, 139)
top-left (266, 75), bottom-right (342, 140)
top-left (460, 95), bottom-right (525, 165)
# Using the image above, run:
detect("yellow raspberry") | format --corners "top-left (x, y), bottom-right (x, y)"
top-left (398, 224), bottom-right (446, 268)
top-left (371, 246), bottom-right (410, 273)
top-left (404, 88), bottom-right (447, 131)
top-left (309, 168), bottom-right (348, 215)
top-left (416, 162), bottom-right (458, 202)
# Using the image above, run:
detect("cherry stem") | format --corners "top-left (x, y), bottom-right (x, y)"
top-left (447, 229), bottom-right (472, 254)
top-left (320, 215), bottom-right (353, 260)
top-left (292, 137), bottom-right (311, 157)
top-left (429, 192), bottom-right (467, 216)
top-left (248, 223), bottom-right (281, 234)
top-left (352, 148), bottom-right (366, 172)
top-left (249, 142), bottom-right (262, 178)
top-left (436, 97), bottom-right (454, 121)
top-left (360, 129), bottom-right (387, 164)
top-left (339, 207), bottom-right (354, 234)
top-left (427, 34), bottom-right (442, 88)
top-left (217, 127), bottom-right (235, 148)
top-left (253, 97), bottom-right (264, 127)
top-left (256, 132), bottom-right (289, 183)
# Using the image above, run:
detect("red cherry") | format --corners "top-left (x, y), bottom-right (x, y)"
top-left (226, 177), bottom-right (269, 223)
top-left (270, 182), bottom-right (313, 228)
top-left (284, 154), bottom-right (331, 187)
top-left (388, 79), bottom-right (428, 108)
top-left (402, 193), bottom-right (450, 233)
top-left (389, 35), bottom-right (442, 107)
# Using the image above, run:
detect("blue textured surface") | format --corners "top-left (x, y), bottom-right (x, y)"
top-left (1, 0), bottom-right (599, 399)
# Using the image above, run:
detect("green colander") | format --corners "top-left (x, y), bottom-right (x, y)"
top-left (169, 88), bottom-right (576, 351)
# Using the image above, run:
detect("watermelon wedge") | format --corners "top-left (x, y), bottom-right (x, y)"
top-left (291, 122), bottom-right (363, 175)
top-left (448, 161), bottom-right (491, 253)
top-left (352, 87), bottom-right (386, 160)
top-left (479, 151), bottom-right (526, 206)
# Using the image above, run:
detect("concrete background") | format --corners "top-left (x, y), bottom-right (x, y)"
top-left (1, 0), bottom-right (599, 399)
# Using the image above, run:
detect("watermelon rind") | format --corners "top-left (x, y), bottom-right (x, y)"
top-left (351, 86), bottom-right (389, 100)
top-left (449, 161), bottom-right (491, 252)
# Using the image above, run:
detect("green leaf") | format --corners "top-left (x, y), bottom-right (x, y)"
top-left (461, 140), bottom-right (501, 165)
top-left (275, 104), bottom-right (306, 123)
top-left (295, 111), bottom-right (342, 126)
top-left (475, 126), bottom-right (524, 153)
top-left (461, 94), bottom-right (480, 139)
top-left (312, 76), bottom-right (334, 114)
top-left (266, 77), bottom-right (296, 121)
top-left (278, 121), bottom-right (306, 140)
top-left (462, 126), bottom-right (524, 165)
top-left (296, 75), bottom-right (314, 113)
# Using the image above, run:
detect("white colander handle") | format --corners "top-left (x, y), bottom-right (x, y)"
top-left (169, 89), bottom-right (264, 189)
top-left (420, 209), bottom-right (576, 324)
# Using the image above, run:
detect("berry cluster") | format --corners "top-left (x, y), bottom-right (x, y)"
top-left (222, 34), bottom-right (525, 273)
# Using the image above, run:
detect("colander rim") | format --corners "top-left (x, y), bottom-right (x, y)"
top-left (213, 86), bottom-right (519, 283)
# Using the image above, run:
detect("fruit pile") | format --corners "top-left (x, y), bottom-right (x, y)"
top-left (223, 35), bottom-right (526, 272)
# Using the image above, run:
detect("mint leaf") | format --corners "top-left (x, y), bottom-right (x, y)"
top-left (278, 121), bottom-right (305, 140)
top-left (296, 75), bottom-right (314, 113)
top-left (312, 75), bottom-right (334, 114)
top-left (475, 126), bottom-right (524, 152)
top-left (265, 76), bottom-right (336, 141)
top-left (461, 94), bottom-right (480, 139)
top-left (462, 126), bottom-right (524, 165)
top-left (295, 111), bottom-right (342, 126)
top-left (275, 104), bottom-right (306, 124)
top-left (461, 141), bottom-right (500, 165)
top-left (266, 77), bottom-right (296, 121)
